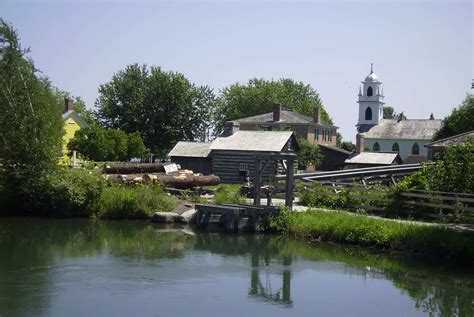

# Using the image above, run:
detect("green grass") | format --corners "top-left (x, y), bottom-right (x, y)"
top-left (95, 185), bottom-right (178, 220)
top-left (202, 184), bottom-right (246, 205)
top-left (270, 208), bottom-right (474, 262)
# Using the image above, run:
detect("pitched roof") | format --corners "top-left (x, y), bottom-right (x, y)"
top-left (62, 110), bottom-right (88, 128)
top-left (403, 155), bottom-right (427, 164)
top-left (168, 142), bottom-right (211, 158)
top-left (345, 152), bottom-right (401, 165)
top-left (234, 110), bottom-right (335, 127)
top-left (209, 130), bottom-right (294, 152)
top-left (362, 119), bottom-right (442, 140)
top-left (425, 131), bottom-right (474, 148)
top-left (318, 144), bottom-right (352, 155)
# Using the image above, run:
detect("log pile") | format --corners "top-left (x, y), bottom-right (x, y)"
top-left (103, 163), bottom-right (219, 189)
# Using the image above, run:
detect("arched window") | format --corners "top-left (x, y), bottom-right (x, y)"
top-left (367, 86), bottom-right (373, 96)
top-left (365, 107), bottom-right (372, 121)
top-left (412, 143), bottom-right (419, 155)
top-left (373, 142), bottom-right (380, 152)
top-left (392, 142), bottom-right (399, 152)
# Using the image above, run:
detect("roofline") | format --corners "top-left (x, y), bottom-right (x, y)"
top-left (63, 111), bottom-right (88, 128)
top-left (425, 130), bottom-right (474, 147)
top-left (235, 120), bottom-right (337, 129)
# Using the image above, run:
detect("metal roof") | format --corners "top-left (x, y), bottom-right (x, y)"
top-left (318, 144), bottom-right (352, 155)
top-left (233, 110), bottom-right (335, 127)
top-left (425, 131), bottom-right (474, 148)
top-left (168, 142), bottom-right (211, 158)
top-left (209, 130), bottom-right (294, 152)
top-left (345, 151), bottom-right (400, 165)
top-left (363, 119), bottom-right (442, 140)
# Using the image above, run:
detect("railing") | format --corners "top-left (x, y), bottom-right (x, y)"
top-left (302, 182), bottom-right (474, 222)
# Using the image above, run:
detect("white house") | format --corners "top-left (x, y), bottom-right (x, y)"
top-left (355, 64), bottom-right (442, 163)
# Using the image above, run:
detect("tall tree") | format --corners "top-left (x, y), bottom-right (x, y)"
top-left (0, 19), bottom-right (63, 173)
top-left (433, 95), bottom-right (474, 141)
top-left (215, 78), bottom-right (331, 134)
top-left (94, 64), bottom-right (216, 155)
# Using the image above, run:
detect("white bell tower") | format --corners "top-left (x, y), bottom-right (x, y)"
top-left (357, 63), bottom-right (384, 132)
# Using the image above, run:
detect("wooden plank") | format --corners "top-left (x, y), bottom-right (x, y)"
top-left (401, 192), bottom-right (474, 204)
top-left (404, 200), bottom-right (474, 212)
top-left (408, 189), bottom-right (474, 198)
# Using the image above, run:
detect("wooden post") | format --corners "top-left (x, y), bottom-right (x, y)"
top-left (254, 157), bottom-right (262, 205)
top-left (285, 157), bottom-right (294, 208)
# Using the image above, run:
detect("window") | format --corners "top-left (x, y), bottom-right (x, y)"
top-left (367, 86), bottom-right (373, 96)
top-left (412, 143), bottom-right (419, 155)
top-left (373, 142), bottom-right (380, 152)
top-left (314, 128), bottom-right (319, 141)
top-left (239, 163), bottom-right (248, 172)
top-left (392, 142), bottom-right (399, 152)
top-left (365, 107), bottom-right (372, 120)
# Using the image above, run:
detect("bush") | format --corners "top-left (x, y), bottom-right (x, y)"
top-left (95, 184), bottom-right (178, 220)
top-left (214, 185), bottom-right (245, 205)
top-left (0, 168), bottom-right (105, 217)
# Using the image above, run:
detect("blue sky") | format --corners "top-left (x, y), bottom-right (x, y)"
top-left (1, 0), bottom-right (472, 141)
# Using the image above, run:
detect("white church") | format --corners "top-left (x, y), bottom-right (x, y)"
top-left (354, 64), bottom-right (442, 163)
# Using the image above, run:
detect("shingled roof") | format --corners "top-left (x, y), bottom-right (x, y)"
top-left (210, 130), bottom-right (295, 152)
top-left (168, 142), bottom-right (211, 158)
top-left (234, 110), bottom-right (335, 127)
top-left (425, 131), bottom-right (474, 148)
top-left (345, 152), bottom-right (401, 165)
top-left (362, 119), bottom-right (442, 140)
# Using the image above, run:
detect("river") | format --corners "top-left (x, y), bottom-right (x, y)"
top-left (0, 218), bottom-right (472, 316)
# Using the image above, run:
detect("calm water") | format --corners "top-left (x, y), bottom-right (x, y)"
top-left (0, 218), bottom-right (472, 317)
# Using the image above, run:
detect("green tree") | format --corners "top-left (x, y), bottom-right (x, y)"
top-left (383, 106), bottom-right (398, 119)
top-left (94, 64), bottom-right (216, 155)
top-left (297, 138), bottom-right (322, 170)
top-left (67, 125), bottom-right (148, 161)
top-left (433, 95), bottom-right (474, 140)
top-left (397, 142), bottom-right (474, 194)
top-left (0, 19), bottom-right (63, 174)
top-left (340, 141), bottom-right (356, 152)
top-left (216, 78), bottom-right (331, 134)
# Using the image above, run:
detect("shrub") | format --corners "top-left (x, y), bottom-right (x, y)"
top-left (95, 184), bottom-right (178, 220)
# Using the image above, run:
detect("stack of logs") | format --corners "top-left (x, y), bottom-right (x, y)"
top-left (103, 163), bottom-right (220, 189)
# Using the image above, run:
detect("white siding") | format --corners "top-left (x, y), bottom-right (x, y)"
top-left (364, 138), bottom-right (429, 160)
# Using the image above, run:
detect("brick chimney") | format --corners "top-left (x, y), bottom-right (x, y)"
top-left (221, 121), bottom-right (240, 137)
top-left (356, 133), bottom-right (365, 152)
top-left (273, 103), bottom-right (282, 122)
top-left (313, 107), bottom-right (321, 124)
top-left (65, 98), bottom-right (74, 113)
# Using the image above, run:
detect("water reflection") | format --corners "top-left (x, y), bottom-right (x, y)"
top-left (0, 218), bottom-right (472, 316)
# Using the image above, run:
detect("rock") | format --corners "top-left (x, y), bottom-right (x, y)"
top-left (181, 209), bottom-right (197, 224)
top-left (151, 212), bottom-right (185, 223)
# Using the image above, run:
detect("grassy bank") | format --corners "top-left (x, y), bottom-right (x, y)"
top-left (95, 185), bottom-right (178, 220)
top-left (269, 208), bottom-right (474, 262)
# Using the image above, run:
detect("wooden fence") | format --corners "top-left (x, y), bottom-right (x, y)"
top-left (305, 182), bottom-right (474, 222)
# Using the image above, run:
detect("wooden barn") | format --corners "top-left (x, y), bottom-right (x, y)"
top-left (168, 142), bottom-right (212, 175)
top-left (209, 130), bottom-right (298, 183)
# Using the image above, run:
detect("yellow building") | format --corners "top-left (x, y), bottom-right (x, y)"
top-left (60, 98), bottom-right (88, 166)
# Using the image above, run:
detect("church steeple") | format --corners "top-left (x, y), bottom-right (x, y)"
top-left (357, 64), bottom-right (385, 132)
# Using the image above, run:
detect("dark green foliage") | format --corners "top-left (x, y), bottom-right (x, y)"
top-left (0, 168), bottom-right (106, 217)
top-left (215, 78), bottom-right (331, 134)
top-left (433, 95), bottom-right (474, 141)
top-left (269, 208), bottom-right (474, 261)
top-left (296, 138), bottom-right (322, 170)
top-left (67, 125), bottom-right (148, 161)
top-left (383, 106), bottom-right (398, 119)
top-left (95, 185), bottom-right (178, 220)
top-left (0, 19), bottom-right (63, 174)
top-left (339, 141), bottom-right (355, 152)
top-left (94, 64), bottom-right (217, 155)
top-left (396, 142), bottom-right (474, 194)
